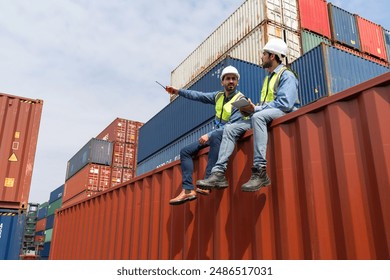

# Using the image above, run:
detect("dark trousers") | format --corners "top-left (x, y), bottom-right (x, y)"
top-left (180, 129), bottom-right (223, 190)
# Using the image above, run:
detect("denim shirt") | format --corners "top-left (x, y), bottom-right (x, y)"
top-left (178, 89), bottom-right (245, 138)
top-left (255, 64), bottom-right (298, 113)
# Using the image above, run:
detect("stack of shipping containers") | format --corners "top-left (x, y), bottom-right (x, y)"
top-left (62, 118), bottom-right (143, 207)
top-left (0, 93), bottom-right (43, 260)
top-left (96, 118), bottom-right (143, 188)
top-left (20, 203), bottom-right (39, 259)
top-left (137, 0), bottom-right (389, 176)
top-left (35, 202), bottom-right (48, 258)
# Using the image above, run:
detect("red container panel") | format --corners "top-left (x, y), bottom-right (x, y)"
top-left (50, 73), bottom-right (390, 260)
top-left (333, 43), bottom-right (389, 67)
top-left (63, 164), bottom-right (111, 203)
top-left (0, 93), bottom-right (43, 209)
top-left (298, 0), bottom-right (331, 38)
top-left (356, 15), bottom-right (387, 60)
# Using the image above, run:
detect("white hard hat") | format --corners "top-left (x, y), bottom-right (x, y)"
top-left (263, 38), bottom-right (288, 59)
top-left (220, 66), bottom-right (240, 81)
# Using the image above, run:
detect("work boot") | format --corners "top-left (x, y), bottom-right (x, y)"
top-left (196, 172), bottom-right (228, 190)
top-left (195, 188), bottom-right (211, 195)
top-left (241, 166), bottom-right (271, 192)
top-left (169, 189), bottom-right (197, 205)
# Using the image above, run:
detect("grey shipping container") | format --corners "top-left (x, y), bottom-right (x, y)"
top-left (65, 138), bottom-right (113, 181)
top-left (0, 209), bottom-right (26, 260)
top-left (49, 184), bottom-right (64, 204)
top-left (291, 43), bottom-right (389, 106)
top-left (328, 3), bottom-right (361, 50)
top-left (137, 57), bottom-right (266, 163)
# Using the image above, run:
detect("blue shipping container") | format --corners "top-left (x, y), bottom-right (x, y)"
top-left (35, 230), bottom-right (45, 236)
top-left (45, 214), bottom-right (54, 230)
top-left (328, 3), bottom-right (361, 50)
top-left (383, 28), bottom-right (390, 63)
top-left (49, 184), bottom-right (64, 204)
top-left (138, 57), bottom-right (266, 163)
top-left (40, 242), bottom-right (51, 258)
top-left (137, 118), bottom-right (215, 176)
top-left (291, 43), bottom-right (389, 106)
top-left (0, 209), bottom-right (26, 260)
top-left (66, 138), bottom-right (113, 180)
top-left (37, 204), bottom-right (48, 220)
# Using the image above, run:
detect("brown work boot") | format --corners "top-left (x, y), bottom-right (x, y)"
top-left (169, 189), bottom-right (197, 205)
top-left (241, 166), bottom-right (271, 192)
top-left (195, 188), bottom-right (211, 195)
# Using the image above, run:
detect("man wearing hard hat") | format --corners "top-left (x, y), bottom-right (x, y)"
top-left (197, 38), bottom-right (298, 192)
top-left (165, 66), bottom-right (248, 205)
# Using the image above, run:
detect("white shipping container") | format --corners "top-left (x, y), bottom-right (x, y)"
top-left (171, 0), bottom-right (299, 88)
top-left (175, 21), bottom-right (302, 89)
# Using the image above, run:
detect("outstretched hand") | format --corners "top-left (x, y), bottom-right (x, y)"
top-left (165, 86), bottom-right (179, 95)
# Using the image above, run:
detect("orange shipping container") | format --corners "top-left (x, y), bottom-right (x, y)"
top-left (63, 163), bottom-right (111, 203)
top-left (111, 167), bottom-right (134, 188)
top-left (0, 93), bottom-right (43, 209)
top-left (50, 73), bottom-right (390, 260)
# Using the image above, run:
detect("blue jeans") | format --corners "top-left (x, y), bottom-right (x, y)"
top-left (180, 129), bottom-right (223, 190)
top-left (211, 108), bottom-right (285, 173)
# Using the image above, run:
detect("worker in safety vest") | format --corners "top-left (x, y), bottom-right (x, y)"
top-left (197, 38), bottom-right (298, 192)
top-left (165, 66), bottom-right (248, 205)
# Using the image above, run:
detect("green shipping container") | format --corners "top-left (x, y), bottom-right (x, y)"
top-left (44, 229), bottom-right (53, 242)
top-left (47, 198), bottom-right (62, 216)
top-left (301, 29), bottom-right (331, 54)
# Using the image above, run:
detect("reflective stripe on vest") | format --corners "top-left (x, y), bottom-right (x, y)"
top-left (260, 66), bottom-right (288, 104)
top-left (215, 91), bottom-right (243, 124)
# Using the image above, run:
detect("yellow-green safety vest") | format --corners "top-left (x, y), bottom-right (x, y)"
top-left (215, 91), bottom-right (244, 124)
top-left (260, 66), bottom-right (288, 104)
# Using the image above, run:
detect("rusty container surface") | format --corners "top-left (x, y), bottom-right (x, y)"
top-left (0, 93), bottom-right (43, 210)
top-left (50, 74), bottom-right (390, 260)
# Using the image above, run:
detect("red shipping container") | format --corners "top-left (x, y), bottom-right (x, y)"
top-left (298, 0), bottom-right (331, 38)
top-left (51, 73), bottom-right (390, 260)
top-left (112, 142), bottom-right (137, 170)
top-left (0, 93), bottom-right (43, 209)
top-left (111, 167), bottom-right (135, 187)
top-left (96, 117), bottom-right (143, 144)
top-left (355, 15), bottom-right (387, 61)
top-left (62, 190), bottom-right (98, 208)
top-left (35, 218), bottom-right (46, 232)
top-left (63, 163), bottom-right (111, 203)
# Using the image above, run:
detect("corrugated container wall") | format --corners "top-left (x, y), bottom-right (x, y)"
top-left (37, 202), bottom-right (48, 220)
top-left (291, 43), bottom-right (389, 106)
top-left (45, 213), bottom-right (55, 229)
top-left (0, 93), bottom-right (43, 210)
top-left (50, 74), bottom-right (390, 260)
top-left (355, 15), bottom-right (387, 61)
top-left (65, 138), bottom-right (113, 181)
top-left (138, 57), bottom-right (266, 164)
top-left (328, 3), bottom-right (360, 50)
top-left (297, 0), bottom-right (331, 38)
top-left (0, 209), bottom-right (26, 260)
top-left (171, 0), bottom-right (299, 88)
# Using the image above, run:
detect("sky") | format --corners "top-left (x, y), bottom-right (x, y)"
top-left (0, 0), bottom-right (389, 205)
